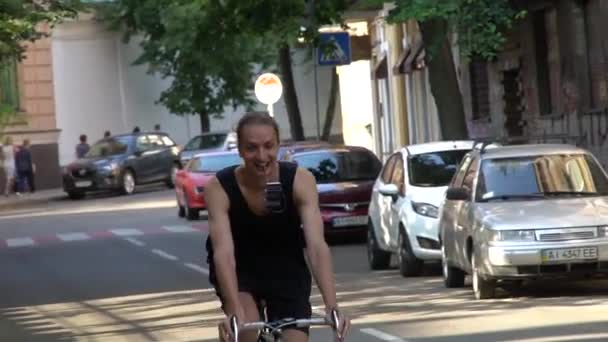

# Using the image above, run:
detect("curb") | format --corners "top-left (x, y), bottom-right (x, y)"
top-left (0, 192), bottom-right (66, 211)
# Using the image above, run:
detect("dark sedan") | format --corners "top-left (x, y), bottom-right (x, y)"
top-left (62, 132), bottom-right (180, 199)
top-left (286, 145), bottom-right (382, 238)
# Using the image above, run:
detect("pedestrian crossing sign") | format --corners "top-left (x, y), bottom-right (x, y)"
top-left (317, 32), bottom-right (352, 66)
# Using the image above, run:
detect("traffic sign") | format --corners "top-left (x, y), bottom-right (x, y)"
top-left (318, 32), bottom-right (352, 66)
top-left (254, 73), bottom-right (283, 105)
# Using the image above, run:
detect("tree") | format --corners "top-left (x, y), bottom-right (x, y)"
top-left (366, 0), bottom-right (525, 140)
top-left (100, 0), bottom-right (276, 132)
top-left (102, 0), bottom-right (350, 137)
top-left (0, 0), bottom-right (79, 130)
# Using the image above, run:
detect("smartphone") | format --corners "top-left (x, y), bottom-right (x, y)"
top-left (265, 181), bottom-right (285, 213)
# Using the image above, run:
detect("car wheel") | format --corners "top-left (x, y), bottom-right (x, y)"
top-left (121, 170), bottom-right (136, 195)
top-left (398, 227), bottom-right (423, 277)
top-left (177, 191), bottom-right (186, 217)
top-left (442, 243), bottom-right (465, 288)
top-left (185, 196), bottom-right (199, 221)
top-left (166, 164), bottom-right (178, 188)
top-left (472, 253), bottom-right (496, 300)
top-left (367, 220), bottom-right (391, 270)
top-left (67, 191), bottom-right (85, 200)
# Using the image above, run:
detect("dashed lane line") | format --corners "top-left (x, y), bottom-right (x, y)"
top-left (360, 328), bottom-right (410, 342)
top-left (184, 262), bottom-right (209, 275)
top-left (151, 249), bottom-right (179, 261)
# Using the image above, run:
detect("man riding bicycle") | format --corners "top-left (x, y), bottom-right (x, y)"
top-left (206, 112), bottom-right (350, 341)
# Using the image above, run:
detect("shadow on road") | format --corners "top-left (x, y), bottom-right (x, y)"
top-left (0, 238), bottom-right (217, 341)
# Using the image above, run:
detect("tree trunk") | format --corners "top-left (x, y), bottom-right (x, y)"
top-left (278, 43), bottom-right (305, 141)
top-left (321, 67), bottom-right (339, 141)
top-left (199, 112), bottom-right (210, 133)
top-left (419, 19), bottom-right (469, 140)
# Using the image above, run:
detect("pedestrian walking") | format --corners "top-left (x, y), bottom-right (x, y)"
top-left (76, 134), bottom-right (90, 159)
top-left (15, 139), bottom-right (35, 194)
top-left (1, 136), bottom-right (16, 196)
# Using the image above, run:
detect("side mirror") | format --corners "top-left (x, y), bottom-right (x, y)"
top-left (446, 187), bottom-right (470, 201)
top-left (379, 183), bottom-right (399, 201)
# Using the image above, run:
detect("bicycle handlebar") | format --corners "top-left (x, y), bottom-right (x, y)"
top-left (230, 309), bottom-right (342, 341)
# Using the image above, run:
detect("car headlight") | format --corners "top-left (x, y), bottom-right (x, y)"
top-left (411, 202), bottom-right (438, 218)
top-left (491, 229), bottom-right (536, 242)
top-left (101, 162), bottom-right (119, 173)
top-left (598, 226), bottom-right (608, 237)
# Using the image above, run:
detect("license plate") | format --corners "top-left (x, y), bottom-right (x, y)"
top-left (332, 215), bottom-right (368, 227)
top-left (541, 247), bottom-right (598, 263)
top-left (75, 180), bottom-right (92, 188)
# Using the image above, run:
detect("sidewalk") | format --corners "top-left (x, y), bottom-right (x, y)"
top-left (0, 188), bottom-right (66, 211)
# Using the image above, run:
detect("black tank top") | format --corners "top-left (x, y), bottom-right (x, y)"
top-left (206, 162), bottom-right (311, 295)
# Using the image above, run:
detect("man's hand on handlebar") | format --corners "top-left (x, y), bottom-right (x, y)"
top-left (327, 308), bottom-right (350, 342)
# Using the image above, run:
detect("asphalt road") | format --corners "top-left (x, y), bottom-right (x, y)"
top-left (1, 187), bottom-right (608, 341)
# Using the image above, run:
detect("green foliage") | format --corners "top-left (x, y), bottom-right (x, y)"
top-left (101, 0), bottom-right (350, 120)
top-left (367, 0), bottom-right (526, 61)
top-left (0, 0), bottom-right (80, 65)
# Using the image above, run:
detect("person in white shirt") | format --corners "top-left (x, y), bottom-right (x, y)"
top-left (1, 136), bottom-right (16, 196)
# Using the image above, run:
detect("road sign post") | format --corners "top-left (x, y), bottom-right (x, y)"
top-left (254, 73), bottom-right (283, 117)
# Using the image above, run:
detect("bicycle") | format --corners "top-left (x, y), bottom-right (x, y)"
top-left (227, 308), bottom-right (342, 342)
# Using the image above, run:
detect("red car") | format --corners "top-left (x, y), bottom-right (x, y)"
top-left (175, 151), bottom-right (241, 220)
top-left (285, 145), bottom-right (382, 238)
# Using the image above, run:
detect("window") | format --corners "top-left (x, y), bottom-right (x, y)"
top-left (184, 133), bottom-right (228, 151)
top-left (390, 156), bottom-right (405, 196)
top-left (381, 154), bottom-right (399, 183)
top-left (469, 56), bottom-right (490, 120)
top-left (188, 154), bottom-right (241, 172)
top-left (476, 154), bottom-right (608, 201)
top-left (147, 135), bottom-right (164, 147)
top-left (0, 59), bottom-right (19, 111)
top-left (293, 150), bottom-right (382, 184)
top-left (408, 149), bottom-right (470, 187)
top-left (161, 136), bottom-right (176, 146)
top-left (136, 135), bottom-right (152, 151)
top-left (86, 136), bottom-right (131, 158)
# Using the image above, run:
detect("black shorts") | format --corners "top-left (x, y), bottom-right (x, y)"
top-left (212, 275), bottom-right (312, 334)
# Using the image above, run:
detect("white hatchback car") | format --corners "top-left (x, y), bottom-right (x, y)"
top-left (367, 141), bottom-right (473, 276)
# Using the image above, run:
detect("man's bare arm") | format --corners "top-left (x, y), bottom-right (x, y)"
top-left (293, 168), bottom-right (338, 311)
top-left (206, 177), bottom-right (242, 316)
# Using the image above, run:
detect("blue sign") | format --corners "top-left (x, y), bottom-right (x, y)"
top-left (317, 32), bottom-right (352, 66)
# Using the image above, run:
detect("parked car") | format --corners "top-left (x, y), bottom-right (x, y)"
top-left (439, 143), bottom-right (608, 299)
top-left (175, 151), bottom-right (242, 220)
top-left (278, 141), bottom-right (333, 160)
top-left (285, 145), bottom-right (382, 238)
top-left (367, 141), bottom-right (474, 276)
top-left (179, 131), bottom-right (237, 166)
top-left (62, 132), bottom-right (180, 199)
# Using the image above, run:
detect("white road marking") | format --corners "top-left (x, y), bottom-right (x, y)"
top-left (6, 237), bottom-right (35, 248)
top-left (162, 225), bottom-right (197, 233)
top-left (124, 237), bottom-right (146, 247)
top-left (57, 233), bottom-right (90, 242)
top-left (184, 262), bottom-right (209, 275)
top-left (151, 249), bottom-right (179, 261)
top-left (360, 328), bottom-right (409, 341)
top-left (110, 228), bottom-right (143, 236)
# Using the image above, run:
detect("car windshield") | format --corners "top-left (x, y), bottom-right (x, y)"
top-left (477, 154), bottom-right (608, 201)
top-left (189, 154), bottom-right (241, 172)
top-left (408, 149), bottom-right (470, 187)
top-left (184, 134), bottom-right (228, 151)
top-left (293, 150), bottom-right (382, 184)
top-left (85, 136), bottom-right (131, 158)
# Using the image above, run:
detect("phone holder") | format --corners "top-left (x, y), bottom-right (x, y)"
top-left (265, 182), bottom-right (286, 213)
